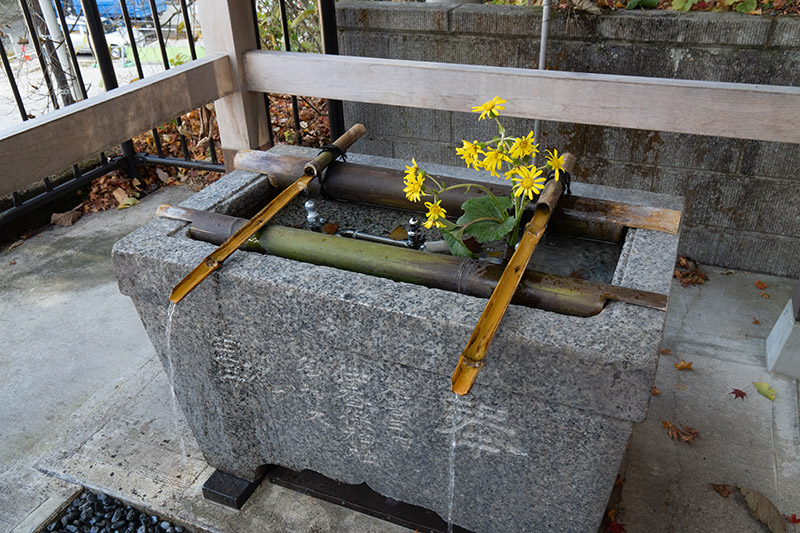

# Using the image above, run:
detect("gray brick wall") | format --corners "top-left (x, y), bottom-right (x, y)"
top-left (337, 2), bottom-right (800, 277)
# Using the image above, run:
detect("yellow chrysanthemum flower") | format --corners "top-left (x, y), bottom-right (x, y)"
top-left (404, 158), bottom-right (420, 182)
top-left (481, 147), bottom-right (511, 177)
top-left (545, 149), bottom-right (566, 181)
top-left (471, 97), bottom-right (506, 121)
top-left (509, 131), bottom-right (539, 160)
top-left (423, 199), bottom-right (447, 229)
top-left (456, 140), bottom-right (482, 170)
top-left (511, 166), bottom-right (546, 200)
top-left (403, 174), bottom-right (425, 203)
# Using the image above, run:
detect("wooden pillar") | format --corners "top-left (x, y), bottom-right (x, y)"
top-left (197, 0), bottom-right (271, 171)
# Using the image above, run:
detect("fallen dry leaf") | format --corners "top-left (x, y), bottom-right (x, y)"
top-left (721, 269), bottom-right (736, 275)
top-left (730, 388), bottom-right (748, 400)
top-left (8, 260), bottom-right (16, 266)
top-left (760, 292), bottom-right (771, 299)
top-left (388, 224), bottom-right (409, 241)
top-left (112, 187), bottom-right (129, 206)
top-left (51, 210), bottom-right (81, 227)
top-left (660, 348), bottom-right (672, 355)
top-left (755, 279), bottom-right (769, 290)
top-left (753, 381), bottom-right (776, 401)
top-left (785, 514), bottom-right (800, 525)
top-left (663, 420), bottom-right (699, 444)
top-left (604, 520), bottom-right (626, 533)
top-left (8, 239), bottom-right (24, 250)
top-left (709, 483), bottom-right (736, 498)
top-left (322, 222), bottom-right (339, 235)
top-left (674, 359), bottom-right (693, 371)
top-left (740, 487), bottom-right (787, 533)
top-left (753, 317), bottom-right (761, 325)
top-left (117, 197), bottom-right (139, 210)
top-left (156, 168), bottom-right (170, 183)
top-left (652, 386), bottom-right (661, 396)
top-left (674, 256), bottom-right (708, 287)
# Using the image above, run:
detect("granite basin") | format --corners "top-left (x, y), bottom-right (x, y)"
top-left (113, 146), bottom-right (682, 533)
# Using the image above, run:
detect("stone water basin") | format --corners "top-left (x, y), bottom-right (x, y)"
top-left (113, 145), bottom-right (682, 532)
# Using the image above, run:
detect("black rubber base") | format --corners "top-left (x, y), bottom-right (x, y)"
top-left (267, 466), bottom-right (473, 533)
top-left (202, 469), bottom-right (263, 510)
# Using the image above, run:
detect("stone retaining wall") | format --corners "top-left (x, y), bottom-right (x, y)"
top-left (337, 2), bottom-right (800, 277)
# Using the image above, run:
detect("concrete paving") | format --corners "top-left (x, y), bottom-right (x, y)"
top-left (1, 185), bottom-right (798, 532)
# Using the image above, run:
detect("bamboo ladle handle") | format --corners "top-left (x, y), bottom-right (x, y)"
top-left (451, 153), bottom-right (577, 396)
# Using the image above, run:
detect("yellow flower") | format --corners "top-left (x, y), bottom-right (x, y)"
top-left (509, 131), bottom-right (539, 160)
top-left (545, 149), bottom-right (566, 181)
top-left (404, 158), bottom-right (420, 182)
top-left (481, 147), bottom-right (511, 177)
top-left (423, 199), bottom-right (447, 229)
top-left (403, 174), bottom-right (425, 203)
top-left (471, 97), bottom-right (506, 121)
top-left (512, 166), bottom-right (546, 200)
top-left (456, 140), bottom-right (481, 170)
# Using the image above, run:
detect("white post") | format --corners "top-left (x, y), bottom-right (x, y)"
top-left (37, 0), bottom-right (78, 102)
top-left (196, 0), bottom-right (271, 171)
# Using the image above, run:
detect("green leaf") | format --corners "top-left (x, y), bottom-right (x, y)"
top-left (672, 0), bottom-right (688, 10)
top-left (640, 0), bottom-right (660, 7)
top-left (753, 381), bottom-right (776, 401)
top-left (465, 216), bottom-right (517, 243)
top-left (456, 195), bottom-right (515, 243)
top-left (442, 230), bottom-right (474, 258)
top-left (626, 0), bottom-right (641, 9)
top-left (736, 0), bottom-right (756, 11)
top-left (458, 195), bottom-right (512, 223)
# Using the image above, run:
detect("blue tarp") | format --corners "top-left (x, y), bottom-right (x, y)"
top-left (63, 0), bottom-right (168, 20)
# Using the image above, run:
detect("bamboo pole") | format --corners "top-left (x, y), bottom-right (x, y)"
top-left (452, 154), bottom-right (577, 396)
top-left (156, 204), bottom-right (668, 317)
top-left (168, 123), bottom-right (365, 303)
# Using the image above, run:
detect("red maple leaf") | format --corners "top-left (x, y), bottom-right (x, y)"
top-left (604, 520), bottom-right (627, 533)
top-left (786, 514), bottom-right (800, 525)
top-left (730, 389), bottom-right (748, 400)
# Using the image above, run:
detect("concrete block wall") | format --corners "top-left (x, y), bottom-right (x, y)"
top-left (337, 2), bottom-right (800, 277)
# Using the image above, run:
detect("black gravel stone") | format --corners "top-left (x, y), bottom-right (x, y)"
top-left (37, 490), bottom-right (193, 533)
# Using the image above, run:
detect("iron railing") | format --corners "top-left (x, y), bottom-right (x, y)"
top-left (0, 0), bottom-right (344, 229)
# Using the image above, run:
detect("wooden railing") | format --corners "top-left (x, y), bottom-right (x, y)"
top-left (243, 50), bottom-right (800, 145)
top-left (0, 54), bottom-right (232, 199)
top-left (2, 0), bottom-right (799, 202)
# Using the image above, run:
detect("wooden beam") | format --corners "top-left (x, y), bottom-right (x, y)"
top-left (197, 0), bottom-right (271, 168)
top-left (244, 51), bottom-right (800, 144)
top-left (0, 53), bottom-right (233, 199)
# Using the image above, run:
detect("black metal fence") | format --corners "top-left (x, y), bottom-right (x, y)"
top-left (0, 0), bottom-right (344, 229)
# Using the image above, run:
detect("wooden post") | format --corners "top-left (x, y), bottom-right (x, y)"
top-left (197, 0), bottom-right (271, 172)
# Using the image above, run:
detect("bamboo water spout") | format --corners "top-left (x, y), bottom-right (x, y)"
top-left (156, 204), bottom-right (667, 317)
top-left (452, 153), bottom-right (577, 396)
top-left (168, 123), bottom-right (365, 303)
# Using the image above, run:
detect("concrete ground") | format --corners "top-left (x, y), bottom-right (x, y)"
top-left (0, 184), bottom-right (798, 532)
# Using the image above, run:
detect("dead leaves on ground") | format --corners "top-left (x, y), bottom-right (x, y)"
top-left (755, 279), bottom-right (769, 290)
top-left (269, 94), bottom-right (331, 148)
top-left (662, 420), bottom-right (700, 444)
top-left (674, 358), bottom-right (694, 371)
top-left (710, 485), bottom-right (788, 533)
top-left (753, 381), bottom-right (776, 401)
top-left (50, 209), bottom-right (81, 226)
top-left (730, 388), bottom-right (748, 400)
top-left (603, 510), bottom-right (626, 533)
top-left (674, 256), bottom-right (708, 287)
